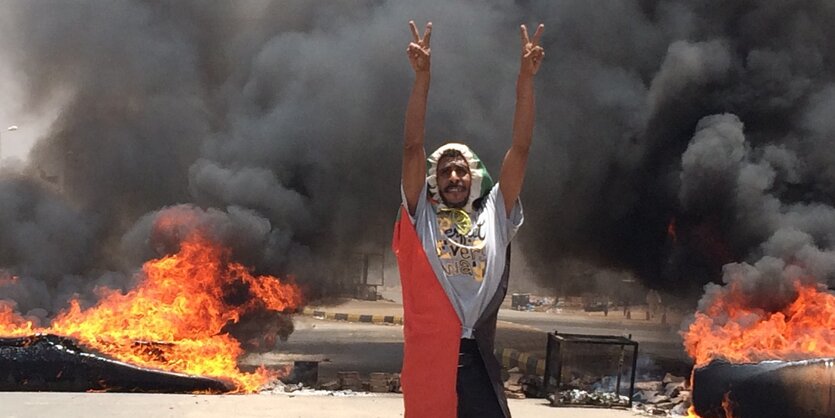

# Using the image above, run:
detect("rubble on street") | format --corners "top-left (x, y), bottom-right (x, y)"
top-left (260, 370), bottom-right (402, 397)
top-left (527, 371), bottom-right (693, 417)
top-left (629, 373), bottom-right (691, 417)
top-left (548, 389), bottom-right (630, 407)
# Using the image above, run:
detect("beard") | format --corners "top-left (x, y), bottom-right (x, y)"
top-left (441, 186), bottom-right (469, 209)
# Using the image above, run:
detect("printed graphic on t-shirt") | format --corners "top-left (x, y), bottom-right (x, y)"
top-left (434, 209), bottom-right (488, 281)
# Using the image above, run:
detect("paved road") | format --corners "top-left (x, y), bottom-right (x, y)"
top-left (0, 312), bottom-right (679, 418)
top-left (243, 308), bottom-right (692, 384)
top-left (496, 309), bottom-right (690, 362)
top-left (0, 392), bottom-right (638, 418)
top-left (498, 309), bottom-right (679, 336)
top-left (243, 316), bottom-right (405, 381)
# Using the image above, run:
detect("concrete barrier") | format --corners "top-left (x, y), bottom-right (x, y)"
top-left (301, 307), bottom-right (403, 325)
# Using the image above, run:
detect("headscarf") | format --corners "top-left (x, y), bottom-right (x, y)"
top-left (426, 143), bottom-right (494, 214)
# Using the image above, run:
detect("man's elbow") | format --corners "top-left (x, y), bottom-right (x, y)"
top-left (509, 142), bottom-right (531, 157)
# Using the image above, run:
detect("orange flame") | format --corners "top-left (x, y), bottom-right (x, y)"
top-left (0, 231), bottom-right (302, 393)
top-left (683, 280), bottom-right (835, 367)
top-left (683, 394), bottom-right (735, 418)
top-left (0, 302), bottom-right (36, 336)
top-left (721, 392), bottom-right (735, 418)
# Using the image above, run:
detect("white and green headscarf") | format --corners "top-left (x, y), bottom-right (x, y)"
top-left (426, 143), bottom-right (494, 214)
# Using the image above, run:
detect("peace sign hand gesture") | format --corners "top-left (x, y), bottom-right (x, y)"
top-left (407, 21), bottom-right (432, 73)
top-left (520, 24), bottom-right (545, 76)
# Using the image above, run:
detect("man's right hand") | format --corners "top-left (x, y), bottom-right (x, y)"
top-left (403, 21), bottom-right (432, 216)
top-left (407, 21), bottom-right (432, 73)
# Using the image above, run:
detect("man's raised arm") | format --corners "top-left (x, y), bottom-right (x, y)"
top-left (402, 21), bottom-right (432, 216)
top-left (499, 24), bottom-right (545, 217)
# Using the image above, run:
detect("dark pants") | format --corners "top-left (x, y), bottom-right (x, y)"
top-left (457, 338), bottom-right (504, 418)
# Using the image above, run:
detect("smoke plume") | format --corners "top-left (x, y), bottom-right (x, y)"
top-left (2, 0), bottom-right (835, 319)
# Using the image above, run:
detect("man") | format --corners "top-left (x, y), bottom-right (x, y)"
top-left (392, 20), bottom-right (545, 418)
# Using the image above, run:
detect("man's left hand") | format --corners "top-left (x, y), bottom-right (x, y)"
top-left (520, 24), bottom-right (545, 76)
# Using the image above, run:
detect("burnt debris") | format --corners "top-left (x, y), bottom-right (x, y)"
top-left (0, 334), bottom-right (233, 393)
top-left (692, 358), bottom-right (835, 418)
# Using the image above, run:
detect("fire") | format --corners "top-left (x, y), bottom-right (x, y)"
top-left (0, 229), bottom-right (302, 393)
top-left (683, 395), bottom-right (735, 418)
top-left (721, 392), bottom-right (735, 418)
top-left (683, 280), bottom-right (835, 367)
top-left (686, 406), bottom-right (702, 417)
top-left (0, 302), bottom-right (36, 336)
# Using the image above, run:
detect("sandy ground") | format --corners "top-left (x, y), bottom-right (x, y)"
top-left (0, 392), bottom-right (640, 418)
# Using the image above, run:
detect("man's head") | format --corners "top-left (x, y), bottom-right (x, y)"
top-left (436, 149), bottom-right (471, 209)
top-left (426, 142), bottom-right (493, 213)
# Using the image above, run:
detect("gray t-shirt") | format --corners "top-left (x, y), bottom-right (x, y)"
top-left (402, 181), bottom-right (524, 338)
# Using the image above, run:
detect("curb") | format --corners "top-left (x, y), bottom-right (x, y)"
top-left (496, 347), bottom-right (546, 376)
top-left (301, 307), bottom-right (404, 325)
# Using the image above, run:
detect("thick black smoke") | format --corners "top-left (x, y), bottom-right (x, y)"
top-left (521, 0), bottom-right (835, 301)
top-left (2, 0), bottom-right (835, 319)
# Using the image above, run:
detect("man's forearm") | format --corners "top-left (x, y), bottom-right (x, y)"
top-left (404, 72), bottom-right (430, 150)
top-left (402, 72), bottom-right (430, 214)
top-left (499, 72), bottom-right (536, 215)
top-left (510, 73), bottom-right (535, 151)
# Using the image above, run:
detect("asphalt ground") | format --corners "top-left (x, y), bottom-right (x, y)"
top-left (297, 298), bottom-right (692, 377)
top-left (0, 392), bottom-right (640, 418)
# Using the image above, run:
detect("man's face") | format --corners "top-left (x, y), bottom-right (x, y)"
top-left (436, 155), bottom-right (471, 208)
